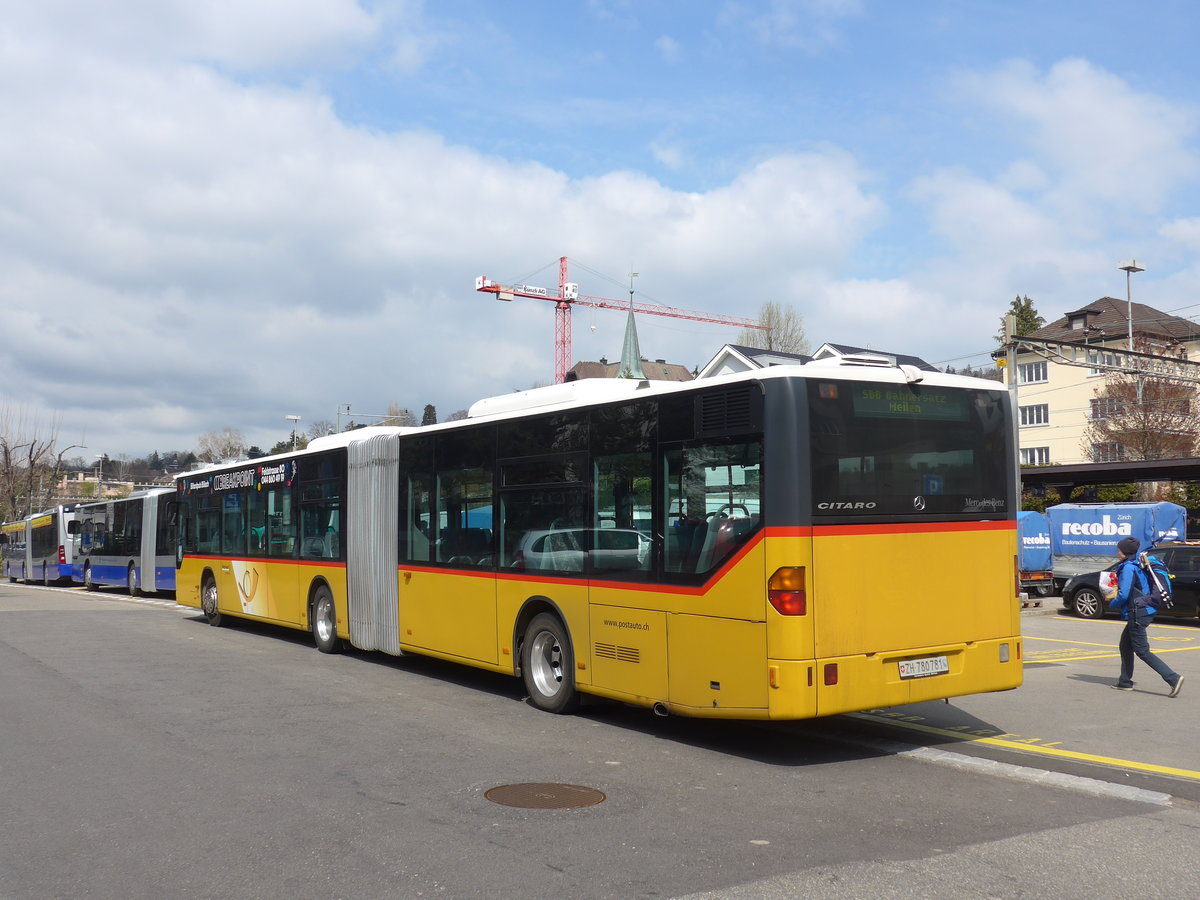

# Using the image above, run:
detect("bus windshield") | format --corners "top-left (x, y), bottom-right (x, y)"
top-left (808, 379), bottom-right (1010, 518)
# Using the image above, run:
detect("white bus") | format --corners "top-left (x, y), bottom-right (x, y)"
top-left (73, 488), bottom-right (176, 594)
top-left (1, 504), bottom-right (79, 584)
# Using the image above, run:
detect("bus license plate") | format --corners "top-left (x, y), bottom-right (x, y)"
top-left (898, 656), bottom-right (949, 679)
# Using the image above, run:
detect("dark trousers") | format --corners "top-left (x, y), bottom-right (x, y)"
top-left (1117, 611), bottom-right (1179, 687)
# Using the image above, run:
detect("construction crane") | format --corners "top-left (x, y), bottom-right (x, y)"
top-left (475, 256), bottom-right (767, 384)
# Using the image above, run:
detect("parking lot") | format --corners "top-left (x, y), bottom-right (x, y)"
top-left (841, 601), bottom-right (1200, 804)
top-left (3, 582), bottom-right (1200, 898)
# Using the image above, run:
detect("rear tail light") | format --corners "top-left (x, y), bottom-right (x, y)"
top-left (768, 567), bottom-right (806, 615)
top-left (58, 545), bottom-right (66, 565)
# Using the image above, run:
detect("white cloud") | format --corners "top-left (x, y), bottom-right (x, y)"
top-left (0, 30), bottom-right (885, 454)
top-left (649, 138), bottom-right (685, 170)
top-left (2, 0), bottom-right (380, 70)
top-left (1160, 217), bottom-right (1200, 250)
top-left (723, 0), bottom-right (864, 51)
top-left (954, 59), bottom-right (1200, 218)
top-left (655, 35), bottom-right (681, 63)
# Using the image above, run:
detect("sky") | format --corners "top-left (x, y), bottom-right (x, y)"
top-left (4, 0), bottom-right (1200, 459)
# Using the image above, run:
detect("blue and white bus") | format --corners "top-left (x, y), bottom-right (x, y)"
top-left (73, 488), bottom-right (176, 594)
top-left (1, 504), bottom-right (79, 584)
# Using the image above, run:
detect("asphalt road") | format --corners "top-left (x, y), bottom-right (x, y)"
top-left (1, 584), bottom-right (1198, 899)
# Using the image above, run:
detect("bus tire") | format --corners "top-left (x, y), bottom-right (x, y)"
top-left (84, 565), bottom-right (98, 592)
top-left (311, 585), bottom-right (342, 654)
top-left (520, 612), bottom-right (579, 714)
top-left (127, 564), bottom-right (140, 597)
top-left (201, 575), bottom-right (223, 627)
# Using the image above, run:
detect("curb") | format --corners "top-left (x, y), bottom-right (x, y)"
top-left (1019, 595), bottom-right (1063, 616)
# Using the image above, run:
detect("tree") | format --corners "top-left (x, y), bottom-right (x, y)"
top-left (0, 403), bottom-right (79, 519)
top-left (382, 403), bottom-right (417, 427)
top-left (996, 295), bottom-right (1045, 345)
top-left (270, 432), bottom-right (309, 456)
top-left (445, 409), bottom-right (469, 422)
top-left (422, 404), bottom-right (437, 426)
top-left (196, 427), bottom-right (247, 464)
top-left (307, 420), bottom-right (335, 439)
top-left (1081, 367), bottom-right (1199, 461)
top-left (734, 301), bottom-right (810, 354)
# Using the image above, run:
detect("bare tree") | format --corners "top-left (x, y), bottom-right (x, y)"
top-left (307, 419), bottom-right (336, 439)
top-left (0, 404), bottom-right (77, 519)
top-left (382, 403), bottom-right (418, 427)
top-left (1082, 371), bottom-right (1199, 461)
top-left (445, 409), bottom-right (469, 422)
top-left (196, 427), bottom-right (247, 464)
top-left (734, 301), bottom-right (810, 354)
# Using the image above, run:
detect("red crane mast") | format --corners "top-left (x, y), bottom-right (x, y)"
top-left (475, 256), bottom-right (766, 383)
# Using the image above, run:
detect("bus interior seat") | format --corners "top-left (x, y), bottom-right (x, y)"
top-left (440, 527), bottom-right (490, 564)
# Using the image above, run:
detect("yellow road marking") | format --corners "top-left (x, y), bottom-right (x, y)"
top-left (853, 712), bottom-right (1200, 781)
top-left (1025, 628), bottom-right (1200, 662)
top-left (1027, 636), bottom-right (1120, 649)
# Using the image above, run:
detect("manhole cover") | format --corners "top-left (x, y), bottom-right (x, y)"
top-left (485, 783), bottom-right (606, 809)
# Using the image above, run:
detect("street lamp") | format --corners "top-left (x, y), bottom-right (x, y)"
top-left (1118, 260), bottom-right (1145, 351)
top-left (285, 415), bottom-right (301, 451)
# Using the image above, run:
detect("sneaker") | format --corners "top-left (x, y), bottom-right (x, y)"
top-left (1170, 676), bottom-right (1185, 698)
top-left (1111, 683), bottom-right (1133, 691)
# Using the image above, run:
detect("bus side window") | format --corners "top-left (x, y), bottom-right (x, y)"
top-left (663, 442), bottom-right (762, 575)
top-left (299, 480), bottom-right (341, 561)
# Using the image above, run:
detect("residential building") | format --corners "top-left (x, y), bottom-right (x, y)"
top-left (564, 357), bottom-right (693, 382)
top-left (1014, 296), bottom-right (1200, 466)
top-left (697, 342), bottom-right (933, 378)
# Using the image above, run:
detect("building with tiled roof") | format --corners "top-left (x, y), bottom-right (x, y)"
top-left (1015, 296), bottom-right (1200, 465)
top-left (563, 357), bottom-right (694, 382)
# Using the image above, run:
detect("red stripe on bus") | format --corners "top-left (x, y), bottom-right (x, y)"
top-left (808, 520), bottom-right (1015, 536)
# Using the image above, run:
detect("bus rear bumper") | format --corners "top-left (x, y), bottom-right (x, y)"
top-left (802, 637), bottom-right (1023, 719)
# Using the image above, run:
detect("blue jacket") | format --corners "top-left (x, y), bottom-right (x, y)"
top-left (1110, 558), bottom-right (1154, 619)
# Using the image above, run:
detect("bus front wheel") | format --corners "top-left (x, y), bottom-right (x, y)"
top-left (520, 613), bottom-right (580, 714)
top-left (201, 577), bottom-right (222, 627)
top-left (84, 565), bottom-right (98, 592)
top-left (311, 585), bottom-right (342, 654)
top-left (127, 564), bottom-right (140, 597)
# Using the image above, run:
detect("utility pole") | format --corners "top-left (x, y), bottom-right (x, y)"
top-left (1119, 260), bottom-right (1145, 351)
top-left (1005, 313), bottom-right (1021, 493)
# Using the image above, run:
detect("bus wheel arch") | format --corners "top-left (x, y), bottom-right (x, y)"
top-left (309, 579), bottom-right (342, 654)
top-left (516, 599), bottom-right (579, 715)
top-left (201, 569), bottom-right (223, 627)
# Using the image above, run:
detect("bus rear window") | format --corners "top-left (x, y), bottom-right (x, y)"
top-left (807, 380), bottom-right (1010, 518)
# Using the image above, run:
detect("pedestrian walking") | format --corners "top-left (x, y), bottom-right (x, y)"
top-left (1110, 537), bottom-right (1184, 697)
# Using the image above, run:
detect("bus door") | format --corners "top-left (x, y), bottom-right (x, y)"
top-left (404, 464), bottom-right (498, 664)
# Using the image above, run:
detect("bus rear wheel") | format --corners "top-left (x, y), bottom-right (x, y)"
top-left (201, 576), bottom-right (222, 627)
top-left (127, 564), bottom-right (140, 597)
top-left (520, 613), bottom-right (579, 714)
top-left (311, 585), bottom-right (342, 654)
top-left (84, 565), bottom-right (98, 592)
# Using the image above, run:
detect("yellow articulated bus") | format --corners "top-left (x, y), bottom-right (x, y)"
top-left (175, 357), bottom-right (1022, 719)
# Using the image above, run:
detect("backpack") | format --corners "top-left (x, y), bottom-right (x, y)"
top-left (1137, 552), bottom-right (1174, 610)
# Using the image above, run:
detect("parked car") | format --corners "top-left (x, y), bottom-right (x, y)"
top-left (1061, 542), bottom-right (1200, 620)
top-left (514, 527), bottom-right (650, 573)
